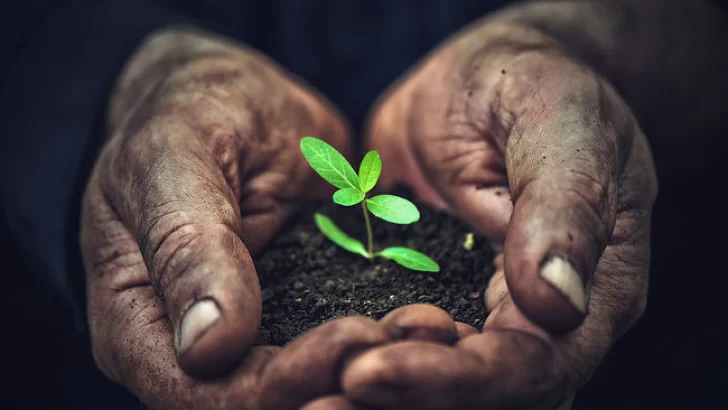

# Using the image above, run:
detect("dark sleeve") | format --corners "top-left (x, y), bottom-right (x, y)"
top-left (0, 0), bottom-right (195, 331)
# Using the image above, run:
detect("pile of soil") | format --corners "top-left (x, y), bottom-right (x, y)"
top-left (254, 190), bottom-right (496, 346)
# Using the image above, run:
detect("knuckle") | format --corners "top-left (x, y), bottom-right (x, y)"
top-left (561, 168), bottom-right (614, 235)
top-left (440, 142), bottom-right (500, 187)
top-left (146, 217), bottom-right (208, 292)
top-left (500, 50), bottom-right (600, 114)
top-left (140, 206), bottom-right (239, 297)
top-left (609, 210), bottom-right (648, 247)
top-left (321, 317), bottom-right (387, 345)
top-left (88, 246), bottom-right (146, 283)
top-left (567, 172), bottom-right (605, 211)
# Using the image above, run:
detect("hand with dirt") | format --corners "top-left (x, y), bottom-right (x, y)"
top-left (79, 28), bottom-right (394, 410)
top-left (319, 9), bottom-right (660, 410)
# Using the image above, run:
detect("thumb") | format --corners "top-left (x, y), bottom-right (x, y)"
top-left (500, 62), bottom-right (628, 332)
top-left (103, 127), bottom-right (261, 379)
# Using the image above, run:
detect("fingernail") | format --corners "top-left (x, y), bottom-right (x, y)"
top-left (178, 298), bottom-right (221, 353)
top-left (540, 257), bottom-right (588, 314)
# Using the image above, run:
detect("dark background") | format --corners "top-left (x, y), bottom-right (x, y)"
top-left (2, 1), bottom-right (726, 409)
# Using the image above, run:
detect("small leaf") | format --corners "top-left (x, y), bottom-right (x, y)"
top-left (358, 150), bottom-right (382, 193)
top-left (333, 188), bottom-right (365, 206)
top-left (378, 247), bottom-right (440, 272)
top-left (365, 195), bottom-right (420, 224)
top-left (300, 137), bottom-right (361, 190)
top-left (314, 213), bottom-right (369, 258)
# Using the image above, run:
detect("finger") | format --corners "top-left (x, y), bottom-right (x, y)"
top-left (497, 57), bottom-right (634, 332)
top-left (380, 304), bottom-right (459, 345)
top-left (484, 267), bottom-right (507, 312)
top-left (96, 289), bottom-right (276, 410)
top-left (484, 252), bottom-right (508, 312)
top-left (341, 287), bottom-right (620, 410)
top-left (493, 253), bottom-right (504, 271)
top-left (341, 335), bottom-right (559, 410)
top-left (445, 185), bottom-right (513, 242)
top-left (342, 292), bottom-right (563, 410)
top-left (100, 123), bottom-right (262, 378)
top-left (259, 317), bottom-right (389, 410)
top-left (82, 180), bottom-right (274, 409)
top-left (97, 288), bottom-right (276, 410)
top-left (300, 396), bottom-right (376, 410)
top-left (454, 322), bottom-right (479, 338)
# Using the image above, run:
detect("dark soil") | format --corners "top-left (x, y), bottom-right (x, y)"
top-left (254, 189), bottom-right (496, 347)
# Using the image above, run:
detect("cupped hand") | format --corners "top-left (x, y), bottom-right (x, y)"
top-left (79, 29), bottom-right (388, 410)
top-left (340, 20), bottom-right (658, 409)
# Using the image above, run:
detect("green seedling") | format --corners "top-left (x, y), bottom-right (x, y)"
top-left (300, 136), bottom-right (440, 272)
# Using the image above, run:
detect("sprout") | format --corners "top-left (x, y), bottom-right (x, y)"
top-left (300, 137), bottom-right (440, 272)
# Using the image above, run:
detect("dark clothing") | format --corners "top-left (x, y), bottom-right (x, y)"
top-left (1, 1), bottom-right (724, 409)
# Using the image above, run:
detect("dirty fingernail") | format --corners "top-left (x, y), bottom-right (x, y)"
top-left (539, 257), bottom-right (587, 314)
top-left (178, 298), bottom-right (221, 353)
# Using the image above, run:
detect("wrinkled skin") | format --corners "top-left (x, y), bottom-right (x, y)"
top-left (328, 20), bottom-right (658, 410)
top-left (81, 17), bottom-right (658, 410)
top-left (79, 30), bottom-right (401, 410)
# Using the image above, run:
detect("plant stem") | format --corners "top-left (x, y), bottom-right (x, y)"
top-left (361, 199), bottom-right (374, 258)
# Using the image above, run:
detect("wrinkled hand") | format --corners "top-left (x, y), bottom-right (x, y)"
top-left (79, 29), bottom-right (392, 410)
top-left (330, 21), bottom-right (658, 409)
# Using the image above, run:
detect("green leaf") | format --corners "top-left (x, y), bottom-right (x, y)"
top-left (365, 195), bottom-right (420, 224)
top-left (314, 213), bottom-right (369, 258)
top-left (378, 247), bottom-right (440, 272)
top-left (358, 150), bottom-right (382, 193)
top-left (300, 137), bottom-right (361, 190)
top-left (333, 188), bottom-right (365, 206)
